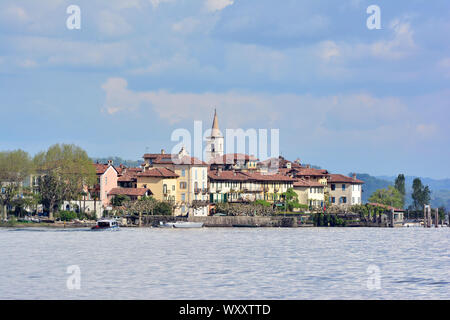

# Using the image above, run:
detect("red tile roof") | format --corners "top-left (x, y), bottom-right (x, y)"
top-left (117, 168), bottom-right (142, 182)
top-left (143, 153), bottom-right (207, 166)
top-left (137, 167), bottom-right (178, 178)
top-left (243, 172), bottom-right (296, 182)
top-left (208, 170), bottom-right (295, 183)
top-left (328, 174), bottom-right (364, 184)
top-left (108, 188), bottom-right (152, 197)
top-left (293, 179), bottom-right (325, 187)
top-left (208, 170), bottom-right (249, 181)
top-left (258, 156), bottom-right (302, 169)
top-left (93, 163), bottom-right (118, 175)
top-left (368, 203), bottom-right (405, 212)
top-left (293, 167), bottom-right (329, 177)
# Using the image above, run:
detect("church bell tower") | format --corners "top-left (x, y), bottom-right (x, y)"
top-left (205, 109), bottom-right (224, 162)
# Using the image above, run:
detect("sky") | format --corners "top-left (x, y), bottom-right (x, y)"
top-left (0, 0), bottom-right (449, 179)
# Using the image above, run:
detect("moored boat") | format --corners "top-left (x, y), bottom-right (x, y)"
top-left (91, 219), bottom-right (120, 231)
top-left (159, 221), bottom-right (204, 228)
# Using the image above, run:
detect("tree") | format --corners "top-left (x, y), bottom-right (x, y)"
top-left (34, 144), bottom-right (96, 220)
top-left (0, 150), bottom-right (32, 220)
top-left (411, 178), bottom-right (431, 211)
top-left (282, 188), bottom-right (300, 212)
top-left (111, 194), bottom-right (130, 207)
top-left (368, 186), bottom-right (404, 209)
top-left (394, 174), bottom-right (406, 207)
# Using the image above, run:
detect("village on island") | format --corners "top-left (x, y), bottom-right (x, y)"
top-left (0, 111), bottom-right (447, 229)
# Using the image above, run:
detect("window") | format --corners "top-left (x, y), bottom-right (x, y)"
top-left (331, 197), bottom-right (335, 203)
top-left (195, 170), bottom-right (198, 179)
top-left (163, 184), bottom-right (167, 194)
top-left (331, 184), bottom-right (335, 191)
top-left (181, 169), bottom-right (186, 177)
top-left (342, 184), bottom-right (346, 191)
top-left (180, 182), bottom-right (187, 189)
top-left (181, 193), bottom-right (186, 201)
top-left (340, 197), bottom-right (347, 204)
top-left (172, 185), bottom-right (175, 191)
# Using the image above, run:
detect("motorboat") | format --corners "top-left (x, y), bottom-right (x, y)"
top-left (402, 220), bottom-right (421, 228)
top-left (91, 219), bottom-right (120, 230)
top-left (159, 221), bottom-right (204, 228)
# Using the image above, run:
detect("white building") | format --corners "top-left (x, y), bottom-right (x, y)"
top-left (328, 173), bottom-right (364, 206)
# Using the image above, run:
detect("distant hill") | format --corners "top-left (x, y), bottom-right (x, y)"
top-left (91, 157), bottom-right (143, 168)
top-left (352, 173), bottom-right (392, 203)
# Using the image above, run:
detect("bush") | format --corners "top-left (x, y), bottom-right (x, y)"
top-left (57, 210), bottom-right (78, 221)
top-left (155, 202), bottom-right (172, 216)
top-left (254, 200), bottom-right (272, 207)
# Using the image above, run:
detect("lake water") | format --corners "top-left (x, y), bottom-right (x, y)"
top-left (0, 227), bottom-right (448, 300)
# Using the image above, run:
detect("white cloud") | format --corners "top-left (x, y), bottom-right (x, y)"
top-left (101, 78), bottom-right (143, 114)
top-left (370, 19), bottom-right (416, 60)
top-left (416, 124), bottom-right (438, 139)
top-left (18, 59), bottom-right (38, 68)
top-left (8, 36), bottom-right (133, 68)
top-left (100, 78), bottom-right (440, 147)
top-left (205, 0), bottom-right (234, 12)
top-left (98, 11), bottom-right (133, 36)
top-left (149, 0), bottom-right (176, 8)
top-left (3, 6), bottom-right (28, 22)
top-left (172, 17), bottom-right (201, 34)
top-left (318, 41), bottom-right (340, 62)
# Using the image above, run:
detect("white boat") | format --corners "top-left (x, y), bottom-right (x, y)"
top-left (91, 219), bottom-right (120, 231)
top-left (403, 220), bottom-right (422, 228)
top-left (159, 221), bottom-right (204, 228)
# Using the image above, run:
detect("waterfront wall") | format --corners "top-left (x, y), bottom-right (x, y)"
top-left (188, 216), bottom-right (297, 228)
top-left (133, 215), bottom-right (297, 228)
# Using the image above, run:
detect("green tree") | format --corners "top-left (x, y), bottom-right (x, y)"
top-left (111, 194), bottom-right (130, 207)
top-left (34, 144), bottom-right (96, 220)
top-left (368, 186), bottom-right (404, 209)
top-left (411, 178), bottom-right (431, 211)
top-left (0, 150), bottom-right (32, 220)
top-left (394, 174), bottom-right (406, 207)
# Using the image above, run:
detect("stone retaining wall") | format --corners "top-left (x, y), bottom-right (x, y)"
top-left (134, 215), bottom-right (297, 228)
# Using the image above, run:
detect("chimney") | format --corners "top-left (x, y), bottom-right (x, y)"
top-left (161, 149), bottom-right (165, 155)
top-left (352, 173), bottom-right (357, 181)
top-left (306, 164), bottom-right (310, 169)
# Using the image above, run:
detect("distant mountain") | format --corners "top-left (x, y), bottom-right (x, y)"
top-left (91, 157), bottom-right (143, 168)
top-left (352, 173), bottom-right (392, 203)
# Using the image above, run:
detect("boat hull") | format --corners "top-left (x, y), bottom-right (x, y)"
top-left (159, 222), bottom-right (204, 228)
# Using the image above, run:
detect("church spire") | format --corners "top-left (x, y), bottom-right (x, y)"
top-left (212, 108), bottom-right (219, 130)
top-left (211, 108), bottom-right (221, 137)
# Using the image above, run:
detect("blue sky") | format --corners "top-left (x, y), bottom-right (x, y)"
top-left (0, 0), bottom-right (449, 178)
